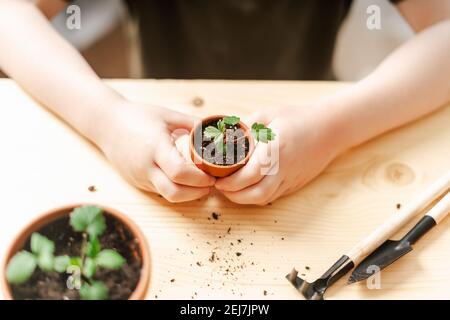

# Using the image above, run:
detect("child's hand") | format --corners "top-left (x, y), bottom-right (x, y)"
top-left (215, 106), bottom-right (343, 205)
top-left (98, 101), bottom-right (215, 202)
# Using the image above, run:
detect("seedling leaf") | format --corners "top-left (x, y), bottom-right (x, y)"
top-left (204, 126), bottom-right (222, 140)
top-left (96, 249), bottom-right (126, 270)
top-left (251, 123), bottom-right (265, 131)
top-left (251, 122), bottom-right (276, 143)
top-left (37, 251), bottom-right (54, 272)
top-left (83, 257), bottom-right (97, 278)
top-left (70, 257), bottom-right (82, 268)
top-left (214, 133), bottom-right (225, 155)
top-left (30, 233), bottom-right (54, 255)
top-left (86, 214), bottom-right (106, 238)
top-left (79, 281), bottom-right (108, 300)
top-left (223, 116), bottom-right (240, 126)
top-left (6, 251), bottom-right (37, 284)
top-left (86, 236), bottom-right (101, 258)
top-left (54, 255), bottom-right (71, 273)
top-left (70, 205), bottom-right (104, 234)
top-left (217, 119), bottom-right (225, 132)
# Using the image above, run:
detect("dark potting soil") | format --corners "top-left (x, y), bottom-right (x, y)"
top-left (196, 119), bottom-right (249, 166)
top-left (10, 214), bottom-right (142, 300)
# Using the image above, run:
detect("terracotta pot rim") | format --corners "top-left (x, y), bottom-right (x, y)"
top-left (190, 114), bottom-right (255, 170)
top-left (1, 203), bottom-right (151, 300)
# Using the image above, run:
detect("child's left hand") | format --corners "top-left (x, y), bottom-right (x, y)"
top-left (215, 105), bottom-right (344, 205)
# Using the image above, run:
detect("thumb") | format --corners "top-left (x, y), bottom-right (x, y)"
top-left (243, 109), bottom-right (275, 127)
top-left (164, 110), bottom-right (200, 131)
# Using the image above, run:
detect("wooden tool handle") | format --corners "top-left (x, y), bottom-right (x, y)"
top-left (347, 171), bottom-right (450, 265)
top-left (426, 191), bottom-right (450, 224)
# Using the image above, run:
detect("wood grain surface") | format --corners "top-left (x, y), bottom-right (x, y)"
top-left (0, 79), bottom-right (449, 299)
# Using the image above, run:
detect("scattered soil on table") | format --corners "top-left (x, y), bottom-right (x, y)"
top-left (212, 212), bottom-right (220, 220)
top-left (396, 203), bottom-right (402, 210)
top-left (88, 185), bottom-right (97, 192)
top-left (160, 213), bottom-right (287, 299)
top-left (195, 119), bottom-right (249, 166)
top-left (209, 252), bottom-right (217, 262)
top-left (10, 215), bottom-right (142, 300)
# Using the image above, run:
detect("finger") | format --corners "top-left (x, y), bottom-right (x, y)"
top-left (215, 141), bottom-right (278, 192)
top-left (266, 177), bottom-right (310, 203)
top-left (123, 170), bottom-right (157, 194)
top-left (134, 177), bottom-right (157, 193)
top-left (215, 143), bottom-right (266, 191)
top-left (155, 135), bottom-right (215, 187)
top-left (220, 175), bottom-right (282, 205)
top-left (243, 108), bottom-right (275, 126)
top-left (174, 133), bottom-right (191, 161)
top-left (149, 167), bottom-right (211, 203)
top-left (265, 181), bottom-right (290, 204)
top-left (163, 110), bottom-right (199, 131)
top-left (283, 179), bottom-right (309, 197)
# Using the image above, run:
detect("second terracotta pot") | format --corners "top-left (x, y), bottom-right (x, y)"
top-left (1, 204), bottom-right (151, 300)
top-left (189, 115), bottom-right (255, 177)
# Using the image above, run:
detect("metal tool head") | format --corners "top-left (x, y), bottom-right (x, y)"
top-left (347, 240), bottom-right (412, 284)
top-left (348, 214), bottom-right (438, 284)
top-left (286, 269), bottom-right (326, 300)
top-left (286, 255), bottom-right (354, 300)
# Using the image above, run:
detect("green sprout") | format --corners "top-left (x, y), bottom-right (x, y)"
top-left (6, 205), bottom-right (126, 300)
top-left (251, 123), bottom-right (276, 143)
top-left (204, 116), bottom-right (240, 154)
top-left (203, 116), bottom-right (275, 156)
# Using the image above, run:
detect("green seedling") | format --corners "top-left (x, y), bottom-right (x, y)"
top-left (6, 205), bottom-right (126, 300)
top-left (251, 122), bottom-right (276, 143)
top-left (203, 116), bottom-right (275, 155)
top-left (204, 116), bottom-right (240, 154)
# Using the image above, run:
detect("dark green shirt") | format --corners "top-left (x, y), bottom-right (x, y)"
top-left (75, 0), bottom-right (403, 80)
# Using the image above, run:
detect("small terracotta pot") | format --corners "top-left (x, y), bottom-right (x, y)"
top-left (189, 115), bottom-right (255, 177)
top-left (1, 204), bottom-right (151, 300)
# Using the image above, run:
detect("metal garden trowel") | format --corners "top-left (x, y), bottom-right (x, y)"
top-left (348, 191), bottom-right (450, 284)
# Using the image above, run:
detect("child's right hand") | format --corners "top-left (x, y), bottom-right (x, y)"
top-left (97, 100), bottom-right (215, 202)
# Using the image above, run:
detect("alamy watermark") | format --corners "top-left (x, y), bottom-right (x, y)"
top-left (66, 5), bottom-right (81, 30)
top-left (366, 265), bottom-right (382, 289)
top-left (366, 5), bottom-right (382, 30)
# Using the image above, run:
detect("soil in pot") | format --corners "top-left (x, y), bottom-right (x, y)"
top-left (10, 215), bottom-right (142, 300)
top-left (196, 119), bottom-right (250, 166)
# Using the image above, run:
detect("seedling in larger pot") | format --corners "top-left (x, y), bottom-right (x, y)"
top-left (6, 205), bottom-right (127, 300)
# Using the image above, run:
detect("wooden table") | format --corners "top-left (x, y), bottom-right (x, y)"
top-left (0, 79), bottom-right (449, 300)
